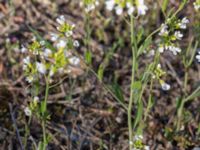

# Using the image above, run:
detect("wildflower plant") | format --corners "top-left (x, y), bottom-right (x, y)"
top-left (80, 0), bottom-right (100, 12)
top-left (102, 0), bottom-right (199, 149)
top-left (158, 17), bottom-right (189, 55)
top-left (105, 0), bottom-right (148, 16)
top-left (22, 15), bottom-right (80, 149)
top-left (194, 0), bottom-right (200, 10)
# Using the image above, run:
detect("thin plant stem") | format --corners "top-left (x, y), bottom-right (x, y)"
top-left (144, 78), bottom-right (153, 121)
top-left (88, 66), bottom-right (128, 110)
top-left (183, 70), bottom-right (188, 94)
top-left (42, 75), bottom-right (50, 150)
top-left (177, 67), bottom-right (188, 131)
top-left (128, 15), bottom-right (137, 150)
top-left (184, 86), bottom-right (200, 102)
top-left (42, 120), bottom-right (47, 150)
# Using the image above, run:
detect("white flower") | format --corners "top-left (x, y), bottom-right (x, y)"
top-left (158, 46), bottom-right (164, 53)
top-left (26, 76), bottom-right (34, 83)
top-left (128, 6), bottom-right (135, 15)
top-left (33, 96), bottom-right (39, 103)
top-left (133, 134), bottom-right (143, 141)
top-left (49, 66), bottom-right (55, 77)
top-left (105, 0), bottom-right (115, 11)
top-left (196, 51), bottom-right (200, 62)
top-left (56, 15), bottom-right (65, 25)
top-left (85, 4), bottom-right (95, 12)
top-left (84, 0), bottom-right (99, 12)
top-left (24, 107), bottom-right (32, 116)
top-left (129, 141), bottom-right (133, 145)
top-left (56, 40), bottom-right (67, 48)
top-left (182, 17), bottom-right (189, 24)
top-left (174, 31), bottom-right (183, 40)
top-left (73, 40), bottom-right (80, 47)
top-left (115, 6), bottom-right (123, 15)
top-left (95, 1), bottom-right (99, 6)
top-left (23, 56), bottom-right (30, 65)
top-left (161, 82), bottom-right (171, 91)
top-left (23, 56), bottom-right (30, 70)
top-left (193, 2), bottom-right (200, 10)
top-left (40, 40), bottom-right (45, 46)
top-left (65, 30), bottom-right (73, 37)
top-left (21, 45), bottom-right (27, 53)
top-left (179, 17), bottom-right (189, 29)
top-left (80, 0), bottom-right (99, 12)
top-left (50, 33), bottom-right (59, 41)
top-left (69, 56), bottom-right (80, 66)
top-left (137, 0), bottom-right (148, 16)
top-left (167, 46), bottom-right (181, 55)
top-left (126, 2), bottom-right (132, 8)
top-left (147, 49), bottom-right (155, 56)
top-left (126, 2), bottom-right (135, 15)
top-left (36, 62), bottom-right (46, 74)
top-left (43, 48), bottom-right (52, 57)
top-left (159, 24), bottom-right (168, 36)
top-left (144, 146), bottom-right (150, 150)
top-left (157, 63), bottom-right (161, 68)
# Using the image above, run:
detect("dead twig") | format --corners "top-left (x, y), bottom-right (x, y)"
top-left (9, 103), bottom-right (24, 150)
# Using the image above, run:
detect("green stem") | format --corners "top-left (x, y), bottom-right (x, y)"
top-left (84, 12), bottom-right (92, 67)
top-left (183, 71), bottom-right (188, 94)
top-left (177, 68), bottom-right (188, 131)
top-left (128, 15), bottom-right (137, 150)
top-left (144, 78), bottom-right (153, 121)
top-left (42, 76), bottom-right (49, 150)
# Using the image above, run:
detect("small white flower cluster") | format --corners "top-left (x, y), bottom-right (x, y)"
top-left (158, 17), bottom-right (189, 55)
top-left (178, 17), bottom-right (189, 29)
top-left (55, 15), bottom-right (76, 38)
top-left (105, 0), bottom-right (147, 16)
top-left (158, 45), bottom-right (181, 56)
top-left (160, 80), bottom-right (171, 91)
top-left (194, 0), bottom-right (200, 10)
top-left (196, 51), bottom-right (200, 62)
top-left (24, 107), bottom-right (32, 116)
top-left (129, 134), bottom-right (150, 150)
top-left (53, 15), bottom-right (81, 68)
top-left (80, 0), bottom-right (99, 12)
top-left (21, 15), bottom-right (81, 83)
top-left (153, 64), bottom-right (171, 91)
top-left (24, 96), bottom-right (39, 116)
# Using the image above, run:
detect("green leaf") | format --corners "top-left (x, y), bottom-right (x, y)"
top-left (85, 50), bottom-right (92, 65)
top-left (137, 27), bottom-right (144, 44)
top-left (40, 101), bottom-right (46, 115)
top-left (38, 141), bottom-right (43, 150)
top-left (97, 64), bottom-right (104, 82)
top-left (162, 0), bottom-right (169, 12)
top-left (137, 37), bottom-right (152, 57)
top-left (132, 81), bottom-right (142, 91)
top-left (187, 41), bottom-right (199, 67)
top-left (110, 82), bottom-right (125, 104)
top-left (175, 97), bottom-right (182, 110)
top-left (133, 101), bottom-right (143, 129)
top-left (185, 86), bottom-right (200, 102)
